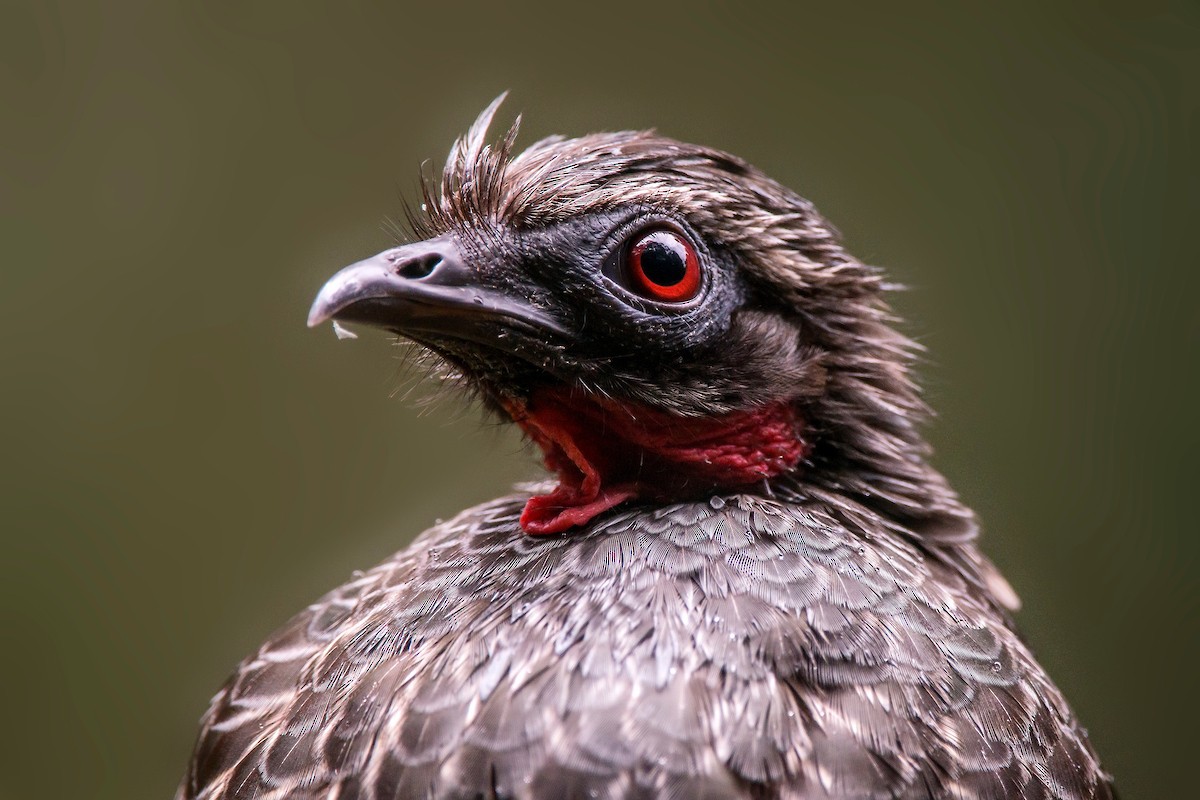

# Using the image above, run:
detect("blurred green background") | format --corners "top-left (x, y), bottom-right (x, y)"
top-left (2, 1), bottom-right (1195, 797)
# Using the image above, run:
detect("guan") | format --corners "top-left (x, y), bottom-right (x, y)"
top-left (179, 98), bottom-right (1113, 800)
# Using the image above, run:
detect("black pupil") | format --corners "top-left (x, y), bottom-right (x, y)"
top-left (637, 234), bottom-right (688, 286)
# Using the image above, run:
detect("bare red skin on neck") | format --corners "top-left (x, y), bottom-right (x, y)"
top-left (502, 387), bottom-right (808, 535)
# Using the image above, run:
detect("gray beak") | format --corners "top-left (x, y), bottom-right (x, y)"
top-left (307, 235), bottom-right (568, 341)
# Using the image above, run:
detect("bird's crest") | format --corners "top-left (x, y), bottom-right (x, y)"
top-left (409, 93), bottom-right (521, 239)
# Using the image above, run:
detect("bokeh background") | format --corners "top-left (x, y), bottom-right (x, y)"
top-left (2, 2), bottom-right (1195, 797)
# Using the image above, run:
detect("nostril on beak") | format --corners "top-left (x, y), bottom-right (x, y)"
top-left (396, 254), bottom-right (442, 280)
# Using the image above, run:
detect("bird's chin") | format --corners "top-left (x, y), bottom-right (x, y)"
top-left (390, 330), bottom-right (556, 408)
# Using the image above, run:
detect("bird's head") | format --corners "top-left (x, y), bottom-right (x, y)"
top-left (310, 97), bottom-right (961, 538)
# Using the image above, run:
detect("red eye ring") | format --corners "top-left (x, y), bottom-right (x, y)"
top-left (626, 228), bottom-right (702, 303)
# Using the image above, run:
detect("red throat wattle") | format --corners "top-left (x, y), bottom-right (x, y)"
top-left (501, 387), bottom-right (809, 535)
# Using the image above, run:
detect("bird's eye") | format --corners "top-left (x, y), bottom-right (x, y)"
top-left (622, 228), bottom-right (702, 303)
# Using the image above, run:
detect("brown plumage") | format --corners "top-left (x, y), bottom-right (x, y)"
top-left (178, 97), bottom-right (1112, 799)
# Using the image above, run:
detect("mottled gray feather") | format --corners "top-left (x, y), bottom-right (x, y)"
top-left (179, 482), bottom-right (1110, 799)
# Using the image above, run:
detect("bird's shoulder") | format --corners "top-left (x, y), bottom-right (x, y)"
top-left (180, 492), bottom-right (1110, 800)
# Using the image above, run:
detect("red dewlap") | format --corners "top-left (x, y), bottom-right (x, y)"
top-left (502, 387), bottom-right (809, 535)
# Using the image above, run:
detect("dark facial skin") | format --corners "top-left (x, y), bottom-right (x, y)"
top-left (312, 206), bottom-right (822, 419)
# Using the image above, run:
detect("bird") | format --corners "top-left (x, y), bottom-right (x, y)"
top-left (178, 96), bottom-right (1114, 800)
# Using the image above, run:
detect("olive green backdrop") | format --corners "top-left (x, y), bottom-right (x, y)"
top-left (2, 2), bottom-right (1195, 798)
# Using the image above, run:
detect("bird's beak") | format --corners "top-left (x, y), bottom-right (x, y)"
top-left (307, 235), bottom-right (568, 343)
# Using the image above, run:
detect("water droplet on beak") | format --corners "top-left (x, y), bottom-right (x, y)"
top-left (332, 320), bottom-right (358, 340)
